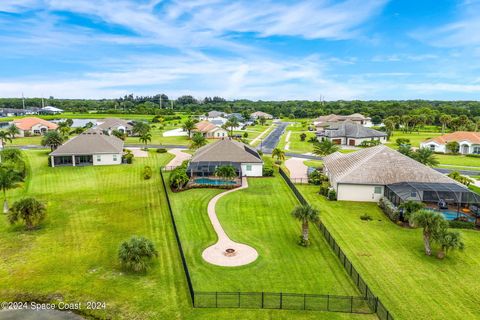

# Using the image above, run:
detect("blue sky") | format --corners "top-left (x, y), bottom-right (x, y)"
top-left (1, 0), bottom-right (480, 100)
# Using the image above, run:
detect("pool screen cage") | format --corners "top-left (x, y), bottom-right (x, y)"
top-left (187, 161), bottom-right (242, 177)
top-left (385, 182), bottom-right (480, 218)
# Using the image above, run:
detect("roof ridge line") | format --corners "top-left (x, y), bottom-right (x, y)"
top-left (335, 146), bottom-right (384, 182)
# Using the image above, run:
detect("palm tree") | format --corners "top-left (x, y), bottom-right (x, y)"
top-left (413, 148), bottom-right (439, 167)
top-left (6, 125), bottom-right (20, 139)
top-left (448, 171), bottom-right (474, 186)
top-left (258, 116), bottom-right (267, 126)
top-left (139, 132), bottom-right (152, 149)
top-left (291, 204), bottom-right (320, 246)
top-left (132, 121), bottom-right (150, 136)
top-left (118, 236), bottom-right (158, 273)
top-left (225, 117), bottom-right (239, 137)
top-left (0, 167), bottom-right (22, 213)
top-left (57, 121), bottom-right (71, 138)
top-left (0, 131), bottom-right (12, 148)
top-left (410, 210), bottom-right (447, 256)
top-left (190, 132), bottom-right (207, 149)
top-left (434, 230), bottom-right (464, 259)
top-left (183, 119), bottom-right (196, 138)
top-left (398, 200), bottom-right (424, 222)
top-left (112, 129), bottom-right (126, 141)
top-left (439, 114), bottom-right (452, 134)
top-left (312, 139), bottom-right (340, 156)
top-left (271, 148), bottom-right (285, 162)
top-left (8, 197), bottom-right (46, 230)
top-left (41, 131), bottom-right (64, 151)
top-left (215, 165), bottom-right (237, 180)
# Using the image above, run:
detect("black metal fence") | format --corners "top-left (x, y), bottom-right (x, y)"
top-left (279, 168), bottom-right (395, 320)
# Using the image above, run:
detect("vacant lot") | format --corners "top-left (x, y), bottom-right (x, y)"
top-left (298, 184), bottom-right (480, 320)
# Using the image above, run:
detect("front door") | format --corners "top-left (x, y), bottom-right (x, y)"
top-left (461, 145), bottom-right (469, 154)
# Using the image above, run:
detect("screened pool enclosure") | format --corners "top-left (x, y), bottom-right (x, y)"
top-left (187, 161), bottom-right (242, 177)
top-left (385, 182), bottom-right (480, 224)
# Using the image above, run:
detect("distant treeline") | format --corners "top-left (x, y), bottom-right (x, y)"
top-left (1, 94), bottom-right (480, 122)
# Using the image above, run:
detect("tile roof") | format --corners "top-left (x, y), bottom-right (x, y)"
top-left (251, 111), bottom-right (273, 118)
top-left (50, 130), bottom-right (124, 156)
top-left (95, 118), bottom-right (132, 131)
top-left (194, 120), bottom-right (221, 133)
top-left (324, 145), bottom-right (456, 186)
top-left (423, 131), bottom-right (480, 145)
top-left (315, 113), bottom-right (370, 123)
top-left (13, 117), bottom-right (58, 130)
top-left (322, 121), bottom-right (386, 139)
top-left (190, 139), bottom-right (263, 163)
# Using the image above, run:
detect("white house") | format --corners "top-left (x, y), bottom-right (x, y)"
top-left (317, 121), bottom-right (387, 146)
top-left (13, 117), bottom-right (58, 137)
top-left (420, 131), bottom-right (480, 155)
top-left (95, 118), bottom-right (133, 135)
top-left (251, 111), bottom-right (273, 120)
top-left (49, 129), bottom-right (124, 167)
top-left (39, 106), bottom-right (64, 114)
top-left (191, 120), bottom-right (229, 139)
top-left (323, 145), bottom-right (457, 202)
top-left (187, 139), bottom-right (263, 177)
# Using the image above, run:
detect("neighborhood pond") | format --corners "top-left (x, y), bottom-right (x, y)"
top-left (50, 119), bottom-right (99, 128)
top-left (0, 309), bottom-right (85, 320)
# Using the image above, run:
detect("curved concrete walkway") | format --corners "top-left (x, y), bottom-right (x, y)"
top-left (166, 148), bottom-right (191, 168)
top-left (202, 178), bottom-right (259, 267)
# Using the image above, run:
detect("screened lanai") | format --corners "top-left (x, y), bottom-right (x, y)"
top-left (385, 182), bottom-right (480, 224)
top-left (187, 161), bottom-right (242, 177)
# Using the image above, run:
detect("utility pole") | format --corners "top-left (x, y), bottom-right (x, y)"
top-left (22, 92), bottom-right (25, 109)
top-left (159, 96), bottom-right (162, 109)
top-left (170, 100), bottom-right (174, 109)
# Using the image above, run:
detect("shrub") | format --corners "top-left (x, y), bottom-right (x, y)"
top-left (308, 136), bottom-right (317, 143)
top-left (243, 132), bottom-right (248, 138)
top-left (169, 166), bottom-right (189, 191)
top-left (123, 152), bottom-right (134, 164)
top-left (262, 166), bottom-right (274, 177)
top-left (300, 133), bottom-right (307, 141)
top-left (156, 148), bottom-right (167, 153)
top-left (466, 154), bottom-right (480, 158)
top-left (396, 138), bottom-right (410, 147)
top-left (327, 189), bottom-right (337, 201)
top-left (118, 236), bottom-right (158, 273)
top-left (378, 197), bottom-right (399, 222)
top-left (257, 149), bottom-right (263, 156)
top-left (360, 214), bottom-right (373, 221)
top-left (448, 220), bottom-right (476, 229)
top-left (143, 166), bottom-right (153, 180)
top-left (319, 181), bottom-right (330, 196)
top-left (308, 170), bottom-right (327, 185)
top-left (446, 141), bottom-right (460, 154)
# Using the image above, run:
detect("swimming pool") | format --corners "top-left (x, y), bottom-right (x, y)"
top-left (194, 178), bottom-right (237, 186)
top-left (439, 210), bottom-right (476, 223)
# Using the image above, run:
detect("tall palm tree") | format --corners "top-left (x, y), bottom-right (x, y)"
top-left (0, 167), bottom-right (22, 213)
top-left (398, 200), bottom-right (424, 221)
top-left (410, 210), bottom-right (447, 256)
top-left (271, 148), bottom-right (285, 162)
top-left (41, 131), bottom-right (64, 151)
top-left (439, 114), bottom-right (452, 134)
top-left (190, 132), bottom-right (207, 149)
top-left (0, 131), bottom-right (12, 148)
top-left (312, 139), bottom-right (340, 156)
top-left (225, 117), bottom-right (239, 137)
top-left (413, 148), bottom-right (439, 167)
top-left (8, 197), bottom-right (46, 230)
top-left (291, 204), bottom-right (320, 246)
top-left (6, 125), bottom-right (20, 139)
top-left (139, 132), bottom-right (152, 149)
top-left (183, 119), bottom-right (196, 138)
top-left (57, 121), bottom-right (71, 138)
top-left (215, 165), bottom-right (237, 180)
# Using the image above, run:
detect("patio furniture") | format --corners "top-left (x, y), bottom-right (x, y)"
top-left (438, 199), bottom-right (448, 210)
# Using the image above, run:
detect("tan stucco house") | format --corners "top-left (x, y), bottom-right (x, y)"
top-left (420, 131), bottom-right (480, 155)
top-left (13, 117), bottom-right (58, 137)
top-left (191, 120), bottom-right (228, 139)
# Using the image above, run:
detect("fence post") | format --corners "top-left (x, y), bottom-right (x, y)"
top-left (238, 292), bottom-right (241, 308)
top-left (280, 292), bottom-right (283, 309)
top-left (215, 291), bottom-right (218, 308)
top-left (261, 291), bottom-right (264, 309)
top-left (327, 294), bottom-right (330, 311)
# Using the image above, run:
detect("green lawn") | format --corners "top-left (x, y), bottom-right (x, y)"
top-left (435, 154), bottom-right (480, 168)
top-left (385, 131), bottom-right (443, 148)
top-left (303, 160), bottom-right (323, 168)
top-left (0, 149), bottom-right (369, 320)
top-left (167, 174), bottom-right (363, 296)
top-left (298, 185), bottom-right (480, 320)
top-left (9, 136), bottom-right (43, 146)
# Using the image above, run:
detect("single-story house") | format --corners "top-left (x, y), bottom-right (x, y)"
top-left (39, 106), bottom-right (63, 115)
top-left (317, 121), bottom-right (387, 146)
top-left (49, 129), bottom-right (124, 167)
top-left (207, 110), bottom-right (227, 118)
top-left (187, 139), bottom-right (263, 177)
top-left (250, 111), bottom-right (273, 120)
top-left (191, 120), bottom-right (228, 139)
top-left (314, 113), bottom-right (372, 128)
top-left (0, 108), bottom-right (37, 117)
top-left (420, 131), bottom-right (480, 155)
top-left (13, 117), bottom-right (58, 137)
top-left (324, 145), bottom-right (466, 202)
top-left (95, 118), bottom-right (133, 135)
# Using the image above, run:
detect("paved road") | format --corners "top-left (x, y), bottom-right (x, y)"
top-left (259, 122), bottom-right (289, 154)
top-left (434, 168), bottom-right (480, 176)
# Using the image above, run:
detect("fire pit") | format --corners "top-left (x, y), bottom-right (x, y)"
top-left (224, 248), bottom-right (236, 257)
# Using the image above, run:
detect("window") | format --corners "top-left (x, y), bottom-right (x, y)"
top-left (96, 155), bottom-right (101, 162)
top-left (246, 164), bottom-right (252, 171)
top-left (113, 155), bottom-right (117, 161)
top-left (473, 146), bottom-right (480, 154)
top-left (374, 186), bottom-right (382, 194)
top-left (429, 144), bottom-right (435, 151)
top-left (411, 192), bottom-right (417, 198)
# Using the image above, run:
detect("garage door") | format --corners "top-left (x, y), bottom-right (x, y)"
top-left (332, 139), bottom-right (342, 144)
top-left (348, 139), bottom-right (356, 146)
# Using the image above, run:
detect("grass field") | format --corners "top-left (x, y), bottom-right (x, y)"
top-left (435, 154), bottom-right (480, 168)
top-left (0, 149), bottom-right (371, 320)
top-left (385, 131), bottom-right (443, 148)
top-left (297, 185), bottom-right (480, 320)
top-left (167, 174), bottom-right (363, 296)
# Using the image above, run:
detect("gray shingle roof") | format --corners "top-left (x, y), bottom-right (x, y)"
top-left (322, 121), bottom-right (386, 139)
top-left (191, 139), bottom-right (263, 163)
top-left (50, 130), bottom-right (124, 156)
top-left (324, 145), bottom-right (456, 186)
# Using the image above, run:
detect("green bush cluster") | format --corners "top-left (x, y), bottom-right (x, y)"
top-left (319, 181), bottom-right (330, 197)
top-left (169, 163), bottom-right (189, 191)
top-left (466, 154), bottom-right (480, 158)
top-left (360, 214), bottom-right (373, 221)
top-left (378, 197), bottom-right (399, 222)
top-left (448, 220), bottom-right (476, 229)
top-left (327, 189), bottom-right (337, 201)
top-left (156, 148), bottom-right (167, 153)
top-left (308, 170), bottom-right (327, 185)
top-left (143, 166), bottom-right (153, 180)
top-left (262, 166), bottom-right (274, 177)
